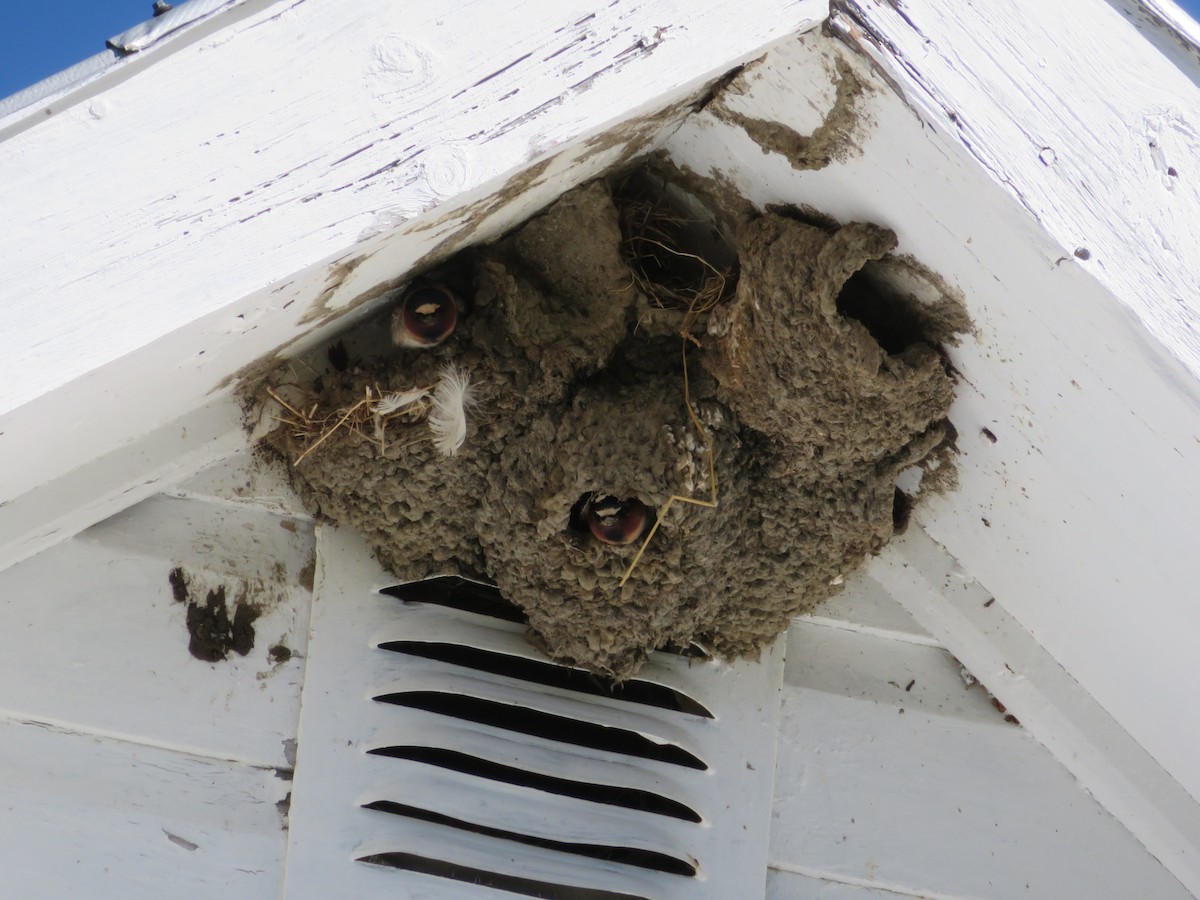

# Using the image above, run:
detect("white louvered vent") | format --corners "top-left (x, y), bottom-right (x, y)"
top-left (283, 527), bottom-right (784, 899)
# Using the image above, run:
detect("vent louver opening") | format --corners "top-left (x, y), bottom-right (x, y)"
top-left (362, 800), bottom-right (697, 875)
top-left (364, 746), bottom-right (703, 821)
top-left (356, 853), bottom-right (653, 900)
top-left (381, 577), bottom-right (527, 623)
top-left (372, 692), bottom-right (709, 769)
top-left (376, 639), bottom-right (715, 717)
top-left (282, 529), bottom-right (784, 899)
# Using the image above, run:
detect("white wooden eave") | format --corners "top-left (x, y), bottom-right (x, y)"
top-left (1, 0), bottom-right (1199, 896)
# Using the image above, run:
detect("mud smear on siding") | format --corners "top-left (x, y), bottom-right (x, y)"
top-left (257, 168), bottom-right (967, 678)
top-left (301, 253), bottom-right (372, 325)
top-left (711, 57), bottom-right (871, 169)
top-left (169, 565), bottom-right (263, 662)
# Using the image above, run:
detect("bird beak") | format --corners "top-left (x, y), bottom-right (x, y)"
top-left (585, 494), bottom-right (650, 545)
top-left (392, 284), bottom-right (458, 348)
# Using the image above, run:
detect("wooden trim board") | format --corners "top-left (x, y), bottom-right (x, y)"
top-left (0, 0), bottom-right (824, 516)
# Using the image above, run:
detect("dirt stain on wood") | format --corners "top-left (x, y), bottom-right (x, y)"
top-left (169, 566), bottom-right (263, 662)
top-left (711, 57), bottom-right (871, 170)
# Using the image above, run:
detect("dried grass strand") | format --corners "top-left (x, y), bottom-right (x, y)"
top-left (615, 191), bottom-right (729, 585)
top-left (619, 334), bottom-right (719, 587)
top-left (293, 396), bottom-right (372, 466)
top-left (265, 386), bottom-right (309, 422)
top-left (268, 376), bottom-right (440, 465)
top-left (619, 194), bottom-right (732, 348)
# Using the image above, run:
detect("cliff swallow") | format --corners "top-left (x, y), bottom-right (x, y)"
top-left (391, 284), bottom-right (458, 348)
top-left (585, 494), bottom-right (650, 545)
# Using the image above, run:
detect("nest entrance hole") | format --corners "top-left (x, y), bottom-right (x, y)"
top-left (837, 268), bottom-right (930, 355)
top-left (567, 491), bottom-right (657, 547)
top-left (836, 257), bottom-right (973, 354)
top-left (612, 171), bottom-right (738, 336)
top-left (891, 487), bottom-right (914, 533)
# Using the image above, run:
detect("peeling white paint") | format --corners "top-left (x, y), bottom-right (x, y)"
top-left (0, 0), bottom-right (824, 526)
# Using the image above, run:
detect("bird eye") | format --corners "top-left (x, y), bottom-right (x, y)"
top-left (392, 284), bottom-right (458, 348)
top-left (583, 493), bottom-right (651, 545)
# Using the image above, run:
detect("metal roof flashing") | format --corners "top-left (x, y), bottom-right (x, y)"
top-left (0, 49), bottom-right (120, 125)
top-left (0, 0), bottom-right (257, 141)
top-left (107, 0), bottom-right (242, 52)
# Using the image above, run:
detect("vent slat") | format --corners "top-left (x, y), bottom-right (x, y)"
top-left (371, 664), bottom-right (711, 756)
top-left (374, 692), bottom-right (707, 769)
top-left (366, 710), bottom-right (703, 809)
top-left (360, 764), bottom-right (693, 859)
top-left (367, 746), bottom-right (702, 821)
top-left (362, 800), bottom-right (697, 876)
top-left (350, 801), bottom-right (696, 897)
top-left (376, 641), bottom-right (714, 718)
top-left (357, 851), bottom-right (652, 900)
top-left (370, 602), bottom-right (715, 686)
top-left (380, 577), bottom-right (525, 622)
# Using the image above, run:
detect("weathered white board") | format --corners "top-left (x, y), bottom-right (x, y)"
top-left (168, 446), bottom-right (313, 518)
top-left (834, 0), bottom-right (1200, 822)
top-left (0, 717), bottom-right (287, 899)
top-left (868, 527), bottom-right (1200, 899)
top-left (0, 494), bottom-right (312, 767)
top-left (663, 26), bottom-right (1200, 891)
top-left (767, 873), bottom-right (902, 900)
top-left (0, 396), bottom-right (247, 574)
top-left (797, 571), bottom-right (936, 648)
top-left (771, 619), bottom-right (1191, 899)
top-left (0, 0), bottom-right (825, 551)
top-left (832, 0), bottom-right (1200, 381)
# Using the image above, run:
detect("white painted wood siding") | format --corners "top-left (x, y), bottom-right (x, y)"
top-left (0, 469), bottom-right (312, 896)
top-left (772, 612), bottom-right (1190, 898)
top-left (0, 453), bottom-right (1185, 897)
top-left (2, 0), bottom-right (1199, 895)
top-left (0, 0), bottom-right (824, 540)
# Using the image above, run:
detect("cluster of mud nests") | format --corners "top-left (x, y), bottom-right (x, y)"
top-left (260, 167), bottom-right (970, 678)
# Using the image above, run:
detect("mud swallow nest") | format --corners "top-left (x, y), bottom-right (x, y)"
top-left (257, 166), bottom-right (969, 678)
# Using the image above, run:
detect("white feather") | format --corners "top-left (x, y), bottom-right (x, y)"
top-left (373, 387), bottom-right (428, 416)
top-left (428, 363), bottom-right (474, 457)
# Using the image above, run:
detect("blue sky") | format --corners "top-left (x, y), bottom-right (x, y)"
top-left (2, 0), bottom-right (1200, 100)
top-left (0, 1), bottom-right (154, 99)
